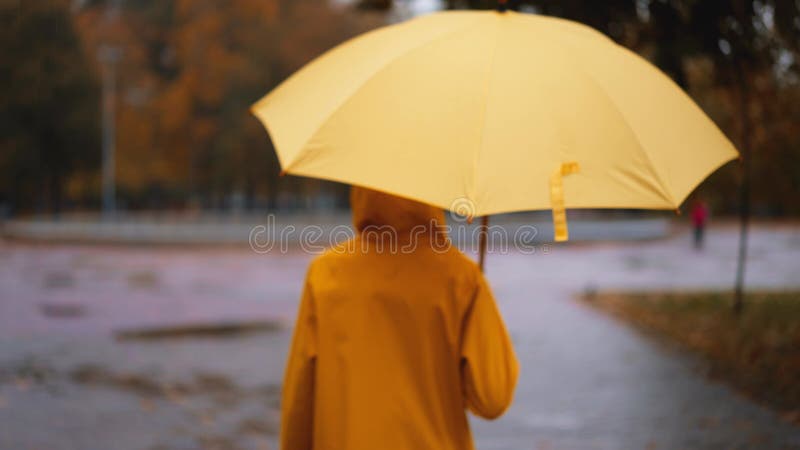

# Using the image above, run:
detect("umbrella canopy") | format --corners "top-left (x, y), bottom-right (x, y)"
top-left (252, 10), bottom-right (738, 241)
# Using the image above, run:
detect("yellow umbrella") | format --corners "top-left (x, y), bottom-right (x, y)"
top-left (252, 9), bottom-right (737, 245)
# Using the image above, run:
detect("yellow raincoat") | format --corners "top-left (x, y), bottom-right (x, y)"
top-left (281, 187), bottom-right (519, 450)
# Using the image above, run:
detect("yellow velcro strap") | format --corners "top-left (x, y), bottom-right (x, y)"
top-left (550, 161), bottom-right (580, 242)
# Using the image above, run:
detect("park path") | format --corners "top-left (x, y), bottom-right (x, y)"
top-left (472, 225), bottom-right (800, 449)
top-left (0, 225), bottom-right (798, 449)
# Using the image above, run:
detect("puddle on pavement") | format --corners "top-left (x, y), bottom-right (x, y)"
top-left (0, 357), bottom-right (59, 390)
top-left (0, 357), bottom-right (281, 450)
top-left (115, 320), bottom-right (285, 341)
top-left (39, 302), bottom-right (87, 318)
top-left (127, 270), bottom-right (161, 289)
top-left (70, 364), bottom-right (279, 406)
top-left (43, 270), bottom-right (75, 288)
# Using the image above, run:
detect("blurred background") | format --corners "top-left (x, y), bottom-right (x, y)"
top-left (0, 1), bottom-right (798, 449)
top-left (1, 0), bottom-right (798, 218)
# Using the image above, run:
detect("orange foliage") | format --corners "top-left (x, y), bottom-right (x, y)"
top-left (73, 0), bottom-right (381, 207)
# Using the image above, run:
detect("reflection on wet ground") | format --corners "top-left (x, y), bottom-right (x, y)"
top-left (0, 333), bottom-right (288, 450)
top-left (1, 225), bottom-right (799, 449)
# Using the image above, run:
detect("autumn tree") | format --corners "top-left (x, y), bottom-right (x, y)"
top-left (73, 0), bottom-right (381, 210)
top-left (0, 0), bottom-right (101, 214)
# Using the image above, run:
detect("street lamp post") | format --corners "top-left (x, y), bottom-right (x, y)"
top-left (98, 45), bottom-right (121, 217)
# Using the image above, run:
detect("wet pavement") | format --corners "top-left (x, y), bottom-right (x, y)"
top-left (0, 224), bottom-right (799, 449)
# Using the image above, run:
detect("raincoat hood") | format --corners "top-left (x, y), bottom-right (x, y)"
top-left (350, 187), bottom-right (445, 234)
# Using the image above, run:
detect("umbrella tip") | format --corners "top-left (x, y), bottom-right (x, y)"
top-left (497, 0), bottom-right (508, 12)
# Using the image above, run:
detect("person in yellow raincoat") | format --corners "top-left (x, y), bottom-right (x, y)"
top-left (281, 187), bottom-right (519, 450)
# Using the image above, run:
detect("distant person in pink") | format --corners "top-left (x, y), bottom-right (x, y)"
top-left (691, 199), bottom-right (709, 250)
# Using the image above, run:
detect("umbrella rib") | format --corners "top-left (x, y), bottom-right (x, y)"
top-left (519, 19), bottom-right (677, 206)
top-left (578, 65), bottom-right (676, 205)
top-left (281, 15), bottom-right (487, 174)
top-left (558, 47), bottom-right (677, 206)
top-left (471, 14), bottom-right (502, 217)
